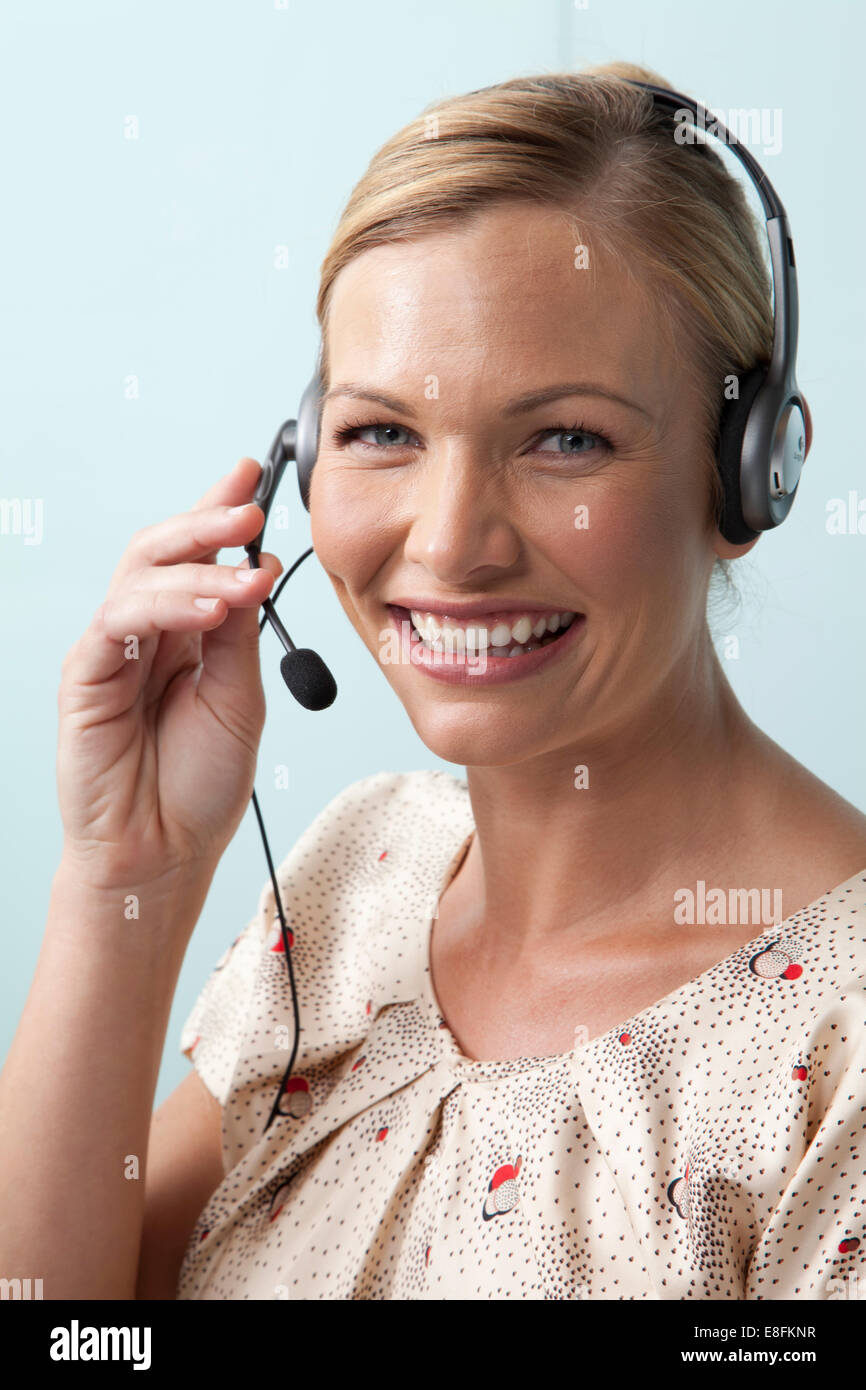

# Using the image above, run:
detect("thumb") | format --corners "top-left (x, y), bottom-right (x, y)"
top-left (197, 551), bottom-right (283, 727)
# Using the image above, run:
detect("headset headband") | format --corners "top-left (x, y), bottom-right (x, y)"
top-left (628, 82), bottom-right (798, 390)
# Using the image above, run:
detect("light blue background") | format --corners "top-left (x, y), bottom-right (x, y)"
top-left (1, 0), bottom-right (862, 1106)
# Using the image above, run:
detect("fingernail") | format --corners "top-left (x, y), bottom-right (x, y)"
top-left (234, 567), bottom-right (262, 583)
top-left (227, 504), bottom-right (249, 515)
top-left (194, 597), bottom-right (220, 610)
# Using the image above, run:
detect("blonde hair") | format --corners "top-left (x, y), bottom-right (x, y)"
top-left (316, 60), bottom-right (774, 589)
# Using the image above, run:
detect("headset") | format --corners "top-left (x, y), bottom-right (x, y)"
top-left (244, 80), bottom-right (809, 1133)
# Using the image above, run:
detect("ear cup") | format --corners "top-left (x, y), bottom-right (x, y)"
top-left (715, 366), bottom-right (765, 545)
top-left (295, 370), bottom-right (322, 511)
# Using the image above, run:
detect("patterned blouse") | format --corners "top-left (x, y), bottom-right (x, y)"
top-left (175, 769), bottom-right (866, 1300)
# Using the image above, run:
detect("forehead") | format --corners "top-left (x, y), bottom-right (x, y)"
top-left (325, 201), bottom-right (676, 405)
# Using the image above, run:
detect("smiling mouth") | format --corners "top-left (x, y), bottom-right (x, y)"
top-left (388, 605), bottom-right (580, 658)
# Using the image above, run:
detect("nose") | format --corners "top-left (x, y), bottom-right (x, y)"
top-left (401, 438), bottom-right (521, 584)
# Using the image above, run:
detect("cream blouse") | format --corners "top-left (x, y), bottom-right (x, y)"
top-left (175, 769), bottom-right (866, 1300)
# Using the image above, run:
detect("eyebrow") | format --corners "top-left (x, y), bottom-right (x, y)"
top-left (323, 381), bottom-right (651, 420)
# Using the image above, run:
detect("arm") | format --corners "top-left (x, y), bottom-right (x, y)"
top-left (135, 1069), bottom-right (225, 1300)
top-left (0, 864), bottom-right (216, 1300)
top-left (0, 457), bottom-right (281, 1300)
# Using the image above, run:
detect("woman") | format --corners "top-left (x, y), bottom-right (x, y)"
top-left (2, 61), bottom-right (864, 1302)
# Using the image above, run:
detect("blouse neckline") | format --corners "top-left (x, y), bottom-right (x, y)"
top-left (417, 817), bottom-right (866, 1081)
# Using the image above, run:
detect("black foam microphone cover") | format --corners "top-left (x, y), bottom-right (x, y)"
top-left (280, 649), bottom-right (337, 710)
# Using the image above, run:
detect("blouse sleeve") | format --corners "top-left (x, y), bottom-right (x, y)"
top-left (178, 873), bottom-right (274, 1107)
top-left (745, 987), bottom-right (866, 1300)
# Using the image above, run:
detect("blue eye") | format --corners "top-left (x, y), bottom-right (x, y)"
top-left (333, 422), bottom-right (417, 449)
top-left (535, 426), bottom-right (612, 455)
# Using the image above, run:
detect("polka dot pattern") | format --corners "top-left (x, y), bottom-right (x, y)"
top-left (176, 770), bottom-right (866, 1300)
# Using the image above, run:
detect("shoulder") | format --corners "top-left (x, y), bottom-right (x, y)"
top-left (266, 767), bottom-right (473, 932)
top-left (288, 767), bottom-right (471, 863)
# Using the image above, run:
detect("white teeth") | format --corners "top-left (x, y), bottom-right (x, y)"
top-left (440, 622), bottom-right (465, 653)
top-left (408, 607), bottom-right (577, 652)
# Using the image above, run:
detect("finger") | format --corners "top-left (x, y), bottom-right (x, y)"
top-left (198, 576), bottom-right (272, 714)
top-left (198, 548), bottom-right (291, 709)
top-left (84, 554), bottom-right (283, 689)
top-left (111, 502), bottom-right (267, 585)
top-left (119, 554), bottom-right (283, 602)
top-left (65, 593), bottom-right (230, 689)
top-left (192, 456), bottom-right (263, 513)
top-left (187, 457), bottom-right (267, 571)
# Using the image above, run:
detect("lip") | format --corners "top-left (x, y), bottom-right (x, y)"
top-left (385, 604), bottom-right (586, 687)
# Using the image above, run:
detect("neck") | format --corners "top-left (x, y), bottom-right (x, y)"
top-left (459, 634), bottom-right (774, 953)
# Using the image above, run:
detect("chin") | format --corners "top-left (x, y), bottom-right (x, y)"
top-left (403, 699), bottom-right (561, 770)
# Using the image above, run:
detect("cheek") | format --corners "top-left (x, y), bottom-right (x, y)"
top-left (309, 461), bottom-right (396, 593)
top-left (537, 491), bottom-right (675, 603)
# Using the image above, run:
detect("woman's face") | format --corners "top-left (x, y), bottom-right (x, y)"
top-left (310, 201), bottom-right (749, 767)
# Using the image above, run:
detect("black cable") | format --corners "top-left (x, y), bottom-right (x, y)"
top-left (245, 542), bottom-right (315, 1132)
top-left (258, 546), bottom-right (314, 633)
top-left (252, 786), bottom-right (302, 1133)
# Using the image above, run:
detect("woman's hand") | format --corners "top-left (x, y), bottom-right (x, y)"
top-left (56, 457), bottom-right (283, 893)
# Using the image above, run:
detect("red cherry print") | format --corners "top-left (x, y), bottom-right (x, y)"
top-left (667, 1175), bottom-right (689, 1217)
top-left (839, 1237), bottom-right (861, 1254)
top-left (376, 1126), bottom-right (388, 1142)
top-left (365, 999), bottom-right (372, 1015)
top-left (378, 850), bottom-right (388, 861)
top-left (278, 1075), bottom-right (312, 1118)
top-left (792, 1065), bottom-right (808, 1080)
top-left (269, 1179), bottom-right (295, 1222)
top-left (351, 1055), bottom-right (366, 1070)
top-left (750, 947), bottom-right (788, 978)
top-left (494, 1179), bottom-right (519, 1212)
top-left (200, 1229), bottom-right (209, 1242)
top-left (783, 962), bottom-right (803, 980)
top-left (482, 1155), bottom-right (523, 1218)
top-left (425, 1245), bottom-right (431, 1266)
top-left (619, 1032), bottom-right (631, 1045)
